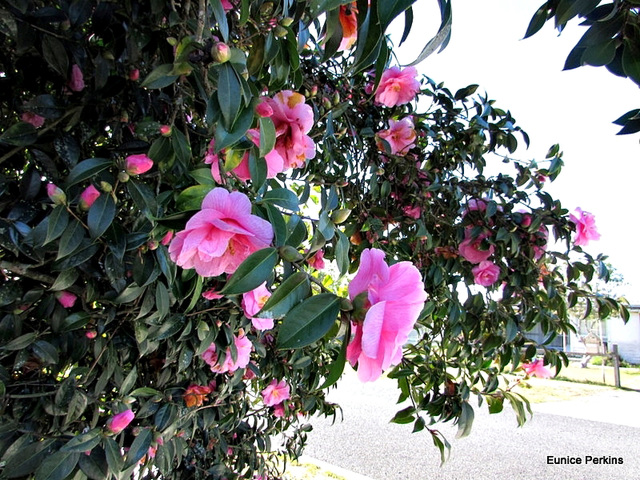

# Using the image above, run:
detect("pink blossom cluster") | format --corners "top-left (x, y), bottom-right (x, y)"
top-left (376, 117), bottom-right (416, 156)
top-left (521, 358), bottom-right (552, 378)
top-left (168, 188), bottom-right (273, 277)
top-left (374, 66), bottom-right (420, 107)
top-left (346, 248), bottom-right (427, 382)
top-left (569, 207), bottom-right (600, 246)
top-left (241, 283), bottom-right (275, 331)
top-left (202, 332), bottom-right (253, 374)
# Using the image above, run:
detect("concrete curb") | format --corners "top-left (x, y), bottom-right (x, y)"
top-left (298, 455), bottom-right (377, 480)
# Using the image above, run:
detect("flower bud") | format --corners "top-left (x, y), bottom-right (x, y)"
top-left (55, 290), bottom-right (78, 308)
top-left (279, 245), bottom-right (303, 262)
top-left (99, 181), bottom-right (113, 193)
top-left (129, 69), bottom-right (140, 81)
top-left (333, 91), bottom-right (340, 105)
top-left (280, 17), bottom-right (294, 27)
top-left (211, 42), bottom-right (231, 63)
top-left (106, 409), bottom-right (135, 434)
top-left (125, 153), bottom-right (154, 175)
top-left (86, 330), bottom-right (97, 339)
top-left (255, 101), bottom-right (274, 118)
top-left (273, 26), bottom-right (288, 38)
top-left (330, 209), bottom-right (351, 224)
top-left (46, 183), bottom-right (67, 205)
top-left (79, 185), bottom-right (100, 210)
top-left (118, 171), bottom-right (130, 183)
top-left (159, 125), bottom-right (172, 136)
top-left (339, 298), bottom-right (353, 312)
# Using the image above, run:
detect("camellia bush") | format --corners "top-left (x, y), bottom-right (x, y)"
top-left (0, 1), bottom-right (630, 479)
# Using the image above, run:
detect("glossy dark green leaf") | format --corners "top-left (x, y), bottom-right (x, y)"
top-left (622, 42), bottom-right (640, 85)
top-left (78, 447), bottom-right (108, 480)
top-left (3, 438), bottom-right (55, 478)
top-left (45, 205), bottom-right (69, 245)
top-left (317, 322), bottom-right (350, 390)
top-left (335, 229), bottom-right (350, 275)
top-left (258, 116), bottom-right (276, 157)
top-left (141, 64), bottom-right (180, 89)
top-left (265, 203), bottom-right (287, 247)
top-left (88, 193), bottom-right (115, 238)
top-left (456, 401), bottom-right (475, 438)
top-left (218, 63), bottom-right (242, 129)
top-left (261, 188), bottom-right (299, 211)
top-left (211, 0), bottom-right (229, 42)
top-left (214, 102), bottom-right (255, 152)
top-left (57, 219), bottom-right (85, 259)
top-left (257, 271), bottom-right (310, 319)
top-left (405, 0), bottom-right (451, 66)
top-left (127, 180), bottom-right (158, 220)
top-left (390, 406), bottom-right (416, 424)
top-left (190, 167), bottom-right (216, 185)
top-left (1, 332), bottom-right (37, 351)
top-left (285, 215), bottom-right (308, 248)
top-left (171, 128), bottom-right (192, 165)
top-left (32, 340), bottom-right (59, 364)
top-left (277, 293), bottom-right (340, 349)
top-left (103, 436), bottom-right (123, 474)
top-left (555, 0), bottom-right (599, 28)
top-left (221, 247), bottom-right (278, 295)
top-left (60, 429), bottom-right (102, 453)
top-left (123, 428), bottom-right (152, 469)
top-left (41, 35), bottom-right (68, 77)
top-left (582, 40), bottom-right (616, 67)
top-left (64, 158), bottom-right (113, 188)
top-left (377, 0), bottom-right (415, 31)
top-left (50, 268), bottom-right (79, 291)
top-left (176, 185), bottom-right (213, 211)
top-left (247, 34), bottom-right (265, 76)
top-left (0, 122), bottom-right (37, 146)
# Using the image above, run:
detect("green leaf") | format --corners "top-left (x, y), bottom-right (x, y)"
top-left (78, 448), bottom-right (108, 480)
top-left (190, 167), bottom-right (216, 185)
top-left (60, 312), bottom-right (91, 332)
top-left (57, 219), bottom-right (85, 260)
top-left (582, 39), bottom-right (616, 67)
top-left (88, 193), bottom-right (116, 238)
top-left (317, 322), bottom-right (350, 390)
top-left (0, 122), bottom-right (37, 146)
top-left (622, 41), bottom-right (640, 85)
top-left (405, 0), bottom-right (451, 66)
top-left (45, 205), bottom-right (70, 245)
top-left (456, 401), bottom-right (475, 438)
top-left (113, 284), bottom-right (146, 304)
top-left (65, 158), bottom-right (113, 188)
top-left (555, 0), bottom-right (600, 28)
top-left (176, 185), bottom-right (214, 211)
top-left (127, 180), bottom-right (158, 220)
top-left (261, 188), bottom-right (299, 211)
top-left (390, 406), bottom-right (416, 424)
top-left (141, 64), bottom-right (180, 89)
top-left (50, 268), bottom-right (79, 291)
top-left (41, 35), bottom-right (69, 77)
top-left (524, 3), bottom-right (549, 39)
top-left (61, 429), bottom-right (102, 453)
top-left (32, 340), bottom-right (59, 364)
top-left (120, 366), bottom-right (137, 396)
top-left (1, 332), bottom-right (37, 351)
top-left (258, 116), bottom-right (276, 157)
top-left (221, 247), bottom-right (278, 295)
top-left (130, 387), bottom-right (162, 397)
top-left (171, 129), bottom-right (192, 165)
top-left (377, 0), bottom-right (415, 31)
top-left (215, 102), bottom-right (255, 152)
top-left (487, 395), bottom-right (504, 414)
top-left (211, 0), bottom-right (229, 42)
top-left (3, 438), bottom-right (55, 478)
top-left (217, 63), bottom-right (242, 129)
top-left (103, 437), bottom-right (123, 475)
top-left (265, 203), bottom-right (287, 247)
top-left (277, 293), bottom-right (341, 349)
top-left (335, 230), bottom-right (350, 276)
top-left (257, 271), bottom-right (310, 319)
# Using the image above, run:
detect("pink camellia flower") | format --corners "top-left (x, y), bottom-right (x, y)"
top-left (403, 205), bottom-right (421, 219)
top-left (129, 69), bottom-right (140, 81)
top-left (532, 225), bottom-right (549, 261)
top-left (201, 332), bottom-right (253, 374)
top-left (106, 409), bottom-right (135, 434)
top-left (273, 402), bottom-right (286, 418)
top-left (221, 0), bottom-right (234, 11)
top-left (376, 117), bottom-right (416, 156)
top-left (168, 188), bottom-right (273, 277)
top-left (338, 2), bottom-right (358, 51)
top-left (261, 90), bottom-right (315, 170)
top-left (21, 112), bottom-right (45, 128)
top-left (261, 379), bottom-right (291, 406)
top-left (464, 198), bottom-right (487, 215)
top-left (471, 260), bottom-right (501, 287)
top-left (458, 227), bottom-right (494, 264)
top-left (125, 153), bottom-right (154, 175)
top-left (46, 183), bottom-right (66, 205)
top-left (183, 384), bottom-right (212, 408)
top-left (374, 66), bottom-right (420, 107)
top-left (55, 290), bottom-right (77, 308)
top-left (241, 283), bottom-right (274, 331)
top-left (307, 250), bottom-right (325, 270)
top-left (569, 207), bottom-right (600, 246)
top-left (346, 248), bottom-right (427, 382)
top-left (522, 358), bottom-right (552, 379)
top-left (68, 64), bottom-right (85, 92)
top-left (79, 185), bottom-right (100, 210)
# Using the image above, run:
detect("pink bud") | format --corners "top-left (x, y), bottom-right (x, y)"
top-left (202, 288), bottom-right (223, 300)
top-left (129, 69), bottom-right (140, 81)
top-left (107, 409), bottom-right (135, 434)
top-left (211, 42), bottom-right (231, 63)
top-left (86, 330), bottom-right (97, 339)
top-left (160, 231), bottom-right (174, 246)
top-left (21, 112), bottom-right (45, 128)
top-left (159, 125), bottom-right (172, 136)
top-left (46, 183), bottom-right (67, 205)
top-left (55, 290), bottom-right (77, 308)
top-left (68, 64), bottom-right (85, 92)
top-left (79, 185), bottom-right (100, 210)
top-left (125, 154), bottom-right (154, 175)
top-left (255, 101), bottom-right (274, 118)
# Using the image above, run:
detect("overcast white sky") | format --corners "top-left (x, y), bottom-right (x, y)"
top-left (390, 0), bottom-right (640, 303)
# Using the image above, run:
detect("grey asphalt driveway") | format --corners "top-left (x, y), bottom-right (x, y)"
top-left (303, 371), bottom-right (640, 480)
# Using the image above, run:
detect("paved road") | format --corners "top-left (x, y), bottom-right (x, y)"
top-left (303, 371), bottom-right (640, 480)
